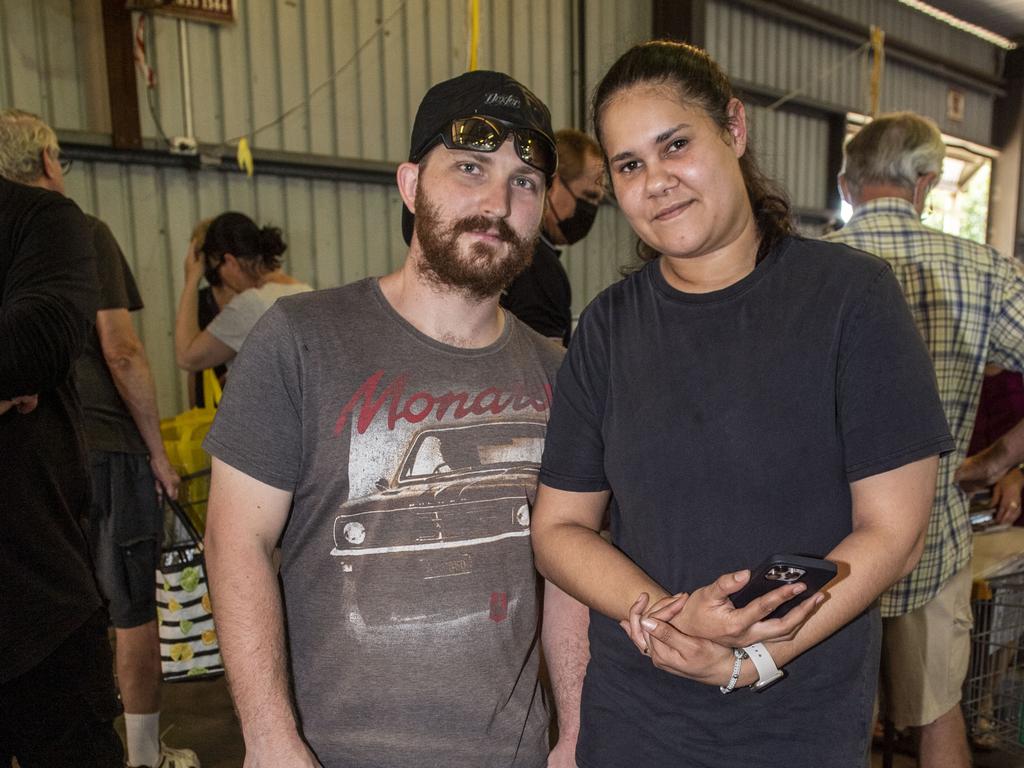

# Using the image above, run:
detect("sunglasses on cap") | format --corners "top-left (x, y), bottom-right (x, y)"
top-left (423, 116), bottom-right (556, 179)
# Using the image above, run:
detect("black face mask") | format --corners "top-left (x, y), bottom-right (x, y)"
top-left (556, 189), bottom-right (599, 245)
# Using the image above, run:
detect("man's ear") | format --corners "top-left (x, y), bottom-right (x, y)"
top-left (41, 148), bottom-right (60, 182)
top-left (913, 171), bottom-right (938, 214)
top-left (838, 174), bottom-right (852, 206)
top-left (396, 161), bottom-right (420, 213)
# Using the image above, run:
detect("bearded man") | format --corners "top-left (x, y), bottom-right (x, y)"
top-left (203, 71), bottom-right (588, 768)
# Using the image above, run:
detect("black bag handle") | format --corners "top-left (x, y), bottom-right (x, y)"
top-left (162, 490), bottom-right (204, 549)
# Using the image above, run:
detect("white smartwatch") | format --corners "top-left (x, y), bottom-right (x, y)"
top-left (742, 642), bottom-right (785, 692)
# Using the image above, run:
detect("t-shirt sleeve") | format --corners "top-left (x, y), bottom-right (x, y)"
top-left (539, 303), bottom-right (611, 491)
top-left (91, 219), bottom-right (142, 312)
top-left (203, 302), bottom-right (303, 491)
top-left (206, 290), bottom-right (260, 351)
top-left (838, 265), bottom-right (954, 482)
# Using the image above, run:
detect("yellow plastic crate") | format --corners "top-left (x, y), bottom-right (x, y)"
top-left (161, 370), bottom-right (222, 532)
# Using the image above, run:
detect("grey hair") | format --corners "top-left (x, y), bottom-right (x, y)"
top-left (841, 112), bottom-right (945, 195)
top-left (0, 109), bottom-right (59, 184)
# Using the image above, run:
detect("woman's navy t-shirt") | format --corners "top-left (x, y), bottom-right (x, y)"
top-left (540, 236), bottom-right (953, 768)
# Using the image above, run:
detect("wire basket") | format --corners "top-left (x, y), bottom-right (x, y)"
top-left (963, 569), bottom-right (1024, 754)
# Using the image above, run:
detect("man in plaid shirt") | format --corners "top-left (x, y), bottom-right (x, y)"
top-left (826, 112), bottom-right (1024, 767)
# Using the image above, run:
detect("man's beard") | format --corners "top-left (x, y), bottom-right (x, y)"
top-left (413, 190), bottom-right (536, 300)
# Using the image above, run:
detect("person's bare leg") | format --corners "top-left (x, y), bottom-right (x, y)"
top-left (116, 621), bottom-right (161, 712)
top-left (917, 705), bottom-right (971, 768)
top-left (117, 621), bottom-right (161, 766)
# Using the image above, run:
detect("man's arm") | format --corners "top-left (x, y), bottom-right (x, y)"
top-left (542, 581), bottom-right (589, 768)
top-left (0, 194), bottom-right (97, 399)
top-left (96, 308), bottom-right (179, 498)
top-left (205, 457), bottom-right (320, 767)
top-left (956, 418), bottom-right (1024, 492)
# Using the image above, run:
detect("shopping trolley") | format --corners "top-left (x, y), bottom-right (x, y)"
top-left (962, 568), bottom-right (1024, 755)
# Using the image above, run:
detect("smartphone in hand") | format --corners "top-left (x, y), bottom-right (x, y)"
top-left (729, 554), bottom-right (837, 620)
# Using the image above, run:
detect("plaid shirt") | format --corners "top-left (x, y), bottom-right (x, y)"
top-left (826, 198), bottom-right (1024, 616)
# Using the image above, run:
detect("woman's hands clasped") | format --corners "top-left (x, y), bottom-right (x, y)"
top-left (619, 568), bottom-right (826, 684)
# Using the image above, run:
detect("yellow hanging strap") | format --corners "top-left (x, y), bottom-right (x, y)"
top-left (869, 25), bottom-right (885, 118)
top-left (466, 0), bottom-right (480, 71)
top-left (236, 137), bottom-right (254, 177)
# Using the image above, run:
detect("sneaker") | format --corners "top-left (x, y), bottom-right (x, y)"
top-left (129, 742), bottom-right (200, 768)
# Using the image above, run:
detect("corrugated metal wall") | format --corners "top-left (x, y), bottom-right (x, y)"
top-left (138, 0), bottom-right (579, 160)
top-left (746, 105), bottom-right (831, 211)
top-left (706, 0), bottom-right (997, 145)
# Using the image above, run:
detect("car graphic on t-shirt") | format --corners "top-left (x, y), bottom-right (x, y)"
top-left (330, 419), bottom-right (545, 574)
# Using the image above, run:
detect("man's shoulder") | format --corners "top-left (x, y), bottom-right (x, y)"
top-left (0, 178), bottom-right (81, 229)
top-left (274, 279), bottom-right (372, 316)
top-left (507, 315), bottom-right (565, 371)
top-left (828, 210), bottom-right (1001, 271)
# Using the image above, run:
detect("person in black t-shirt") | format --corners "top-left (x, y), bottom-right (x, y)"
top-left (0, 110), bottom-right (124, 767)
top-left (501, 129), bottom-right (606, 346)
top-left (531, 42), bottom-right (953, 768)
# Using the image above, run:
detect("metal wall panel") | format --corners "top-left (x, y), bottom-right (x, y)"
top-left (706, 0), bottom-right (997, 147)
top-left (63, 160), bottom-right (409, 417)
top-left (0, 0), bottom-right (91, 130)
top-left (804, 0), bottom-right (999, 74)
top-left (747, 105), bottom-right (830, 211)
top-left (138, 0), bottom-right (577, 160)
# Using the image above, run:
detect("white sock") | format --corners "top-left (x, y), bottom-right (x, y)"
top-left (124, 712), bottom-right (161, 767)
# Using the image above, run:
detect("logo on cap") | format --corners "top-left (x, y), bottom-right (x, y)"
top-left (483, 93), bottom-right (522, 108)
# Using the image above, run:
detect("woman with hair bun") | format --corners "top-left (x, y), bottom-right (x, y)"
top-left (174, 211), bottom-right (312, 372)
top-left (530, 40), bottom-right (952, 765)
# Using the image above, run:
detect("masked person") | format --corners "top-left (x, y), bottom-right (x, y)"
top-left (501, 129), bottom-right (605, 346)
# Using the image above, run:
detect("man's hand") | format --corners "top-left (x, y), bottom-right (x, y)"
top-left (150, 453), bottom-right (181, 501)
top-left (0, 394), bottom-right (39, 416)
top-left (992, 468), bottom-right (1024, 525)
top-left (957, 441), bottom-right (1013, 494)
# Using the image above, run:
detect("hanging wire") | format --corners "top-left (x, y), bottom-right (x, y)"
top-left (147, 87), bottom-right (171, 146)
top-left (220, 0), bottom-right (410, 150)
top-left (765, 40), bottom-right (872, 112)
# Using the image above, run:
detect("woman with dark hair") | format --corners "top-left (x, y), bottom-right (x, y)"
top-left (174, 212), bottom-right (312, 372)
top-left (531, 41), bottom-right (952, 766)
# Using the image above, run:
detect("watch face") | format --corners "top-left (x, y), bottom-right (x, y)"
top-left (752, 670), bottom-right (786, 692)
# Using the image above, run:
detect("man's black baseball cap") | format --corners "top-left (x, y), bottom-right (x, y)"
top-left (402, 70), bottom-right (556, 245)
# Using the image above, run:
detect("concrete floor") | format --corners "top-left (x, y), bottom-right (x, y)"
top-left (148, 674), bottom-right (1024, 768)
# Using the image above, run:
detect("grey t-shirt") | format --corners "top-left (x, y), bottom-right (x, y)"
top-left (206, 280), bottom-right (312, 352)
top-left (205, 278), bottom-right (563, 768)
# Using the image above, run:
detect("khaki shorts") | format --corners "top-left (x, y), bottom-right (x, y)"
top-left (880, 565), bottom-right (973, 729)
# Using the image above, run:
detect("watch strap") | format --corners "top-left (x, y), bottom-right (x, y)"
top-left (742, 642), bottom-right (785, 691)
